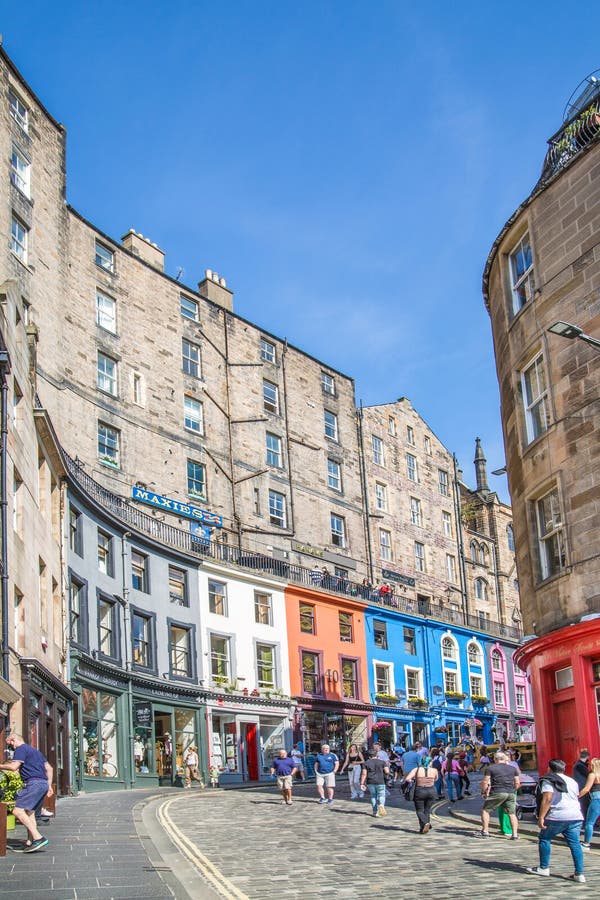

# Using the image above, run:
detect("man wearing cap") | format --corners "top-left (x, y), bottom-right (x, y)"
top-left (0, 732), bottom-right (53, 853)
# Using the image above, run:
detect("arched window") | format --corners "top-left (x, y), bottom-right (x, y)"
top-left (491, 648), bottom-right (503, 671)
top-left (475, 578), bottom-right (488, 601)
top-left (470, 540), bottom-right (478, 562)
top-left (441, 636), bottom-right (457, 659)
top-left (479, 544), bottom-right (487, 565)
top-left (507, 524), bottom-right (515, 552)
top-left (467, 641), bottom-right (481, 666)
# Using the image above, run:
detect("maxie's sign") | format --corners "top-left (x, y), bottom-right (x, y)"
top-left (131, 486), bottom-right (222, 527)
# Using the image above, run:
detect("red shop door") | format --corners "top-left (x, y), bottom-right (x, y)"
top-left (554, 698), bottom-right (578, 769)
top-left (244, 723), bottom-right (259, 781)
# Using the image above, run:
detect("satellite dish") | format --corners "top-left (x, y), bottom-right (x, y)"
top-left (563, 70), bottom-right (600, 122)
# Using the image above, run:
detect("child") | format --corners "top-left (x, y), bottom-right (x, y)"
top-left (478, 750), bottom-right (491, 771)
top-left (209, 764), bottom-right (220, 788)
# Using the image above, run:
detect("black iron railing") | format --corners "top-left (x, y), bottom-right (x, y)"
top-left (538, 100), bottom-right (600, 186)
top-left (63, 452), bottom-right (520, 641)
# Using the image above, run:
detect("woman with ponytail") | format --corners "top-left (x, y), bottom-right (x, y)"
top-left (404, 752), bottom-right (438, 833)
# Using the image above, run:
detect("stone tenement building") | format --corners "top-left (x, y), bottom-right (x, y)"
top-left (483, 73), bottom-right (600, 770)
top-left (0, 45), bottom-right (528, 791)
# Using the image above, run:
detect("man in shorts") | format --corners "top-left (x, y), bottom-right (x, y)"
top-left (269, 749), bottom-right (297, 806)
top-left (314, 743), bottom-right (339, 806)
top-left (477, 750), bottom-right (519, 838)
top-left (0, 732), bottom-right (53, 852)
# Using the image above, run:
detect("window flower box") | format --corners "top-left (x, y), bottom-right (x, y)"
top-left (445, 692), bottom-right (466, 701)
top-left (375, 693), bottom-right (399, 706)
top-left (407, 697), bottom-right (429, 709)
top-left (471, 695), bottom-right (490, 705)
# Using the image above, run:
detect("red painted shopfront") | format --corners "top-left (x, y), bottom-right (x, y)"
top-left (515, 618), bottom-right (600, 775)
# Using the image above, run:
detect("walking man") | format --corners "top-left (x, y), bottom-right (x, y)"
top-left (573, 748), bottom-right (591, 818)
top-left (0, 732), bottom-right (53, 852)
top-left (527, 758), bottom-right (585, 883)
top-left (314, 743), bottom-right (339, 805)
top-left (360, 749), bottom-right (389, 817)
top-left (477, 750), bottom-right (519, 838)
top-left (269, 749), bottom-right (297, 806)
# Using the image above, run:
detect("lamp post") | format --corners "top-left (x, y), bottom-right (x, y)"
top-left (548, 321), bottom-right (600, 350)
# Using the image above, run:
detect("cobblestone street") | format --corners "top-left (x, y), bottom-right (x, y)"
top-left (1, 778), bottom-right (597, 899)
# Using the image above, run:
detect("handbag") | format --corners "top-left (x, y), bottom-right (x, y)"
top-left (401, 778), bottom-right (415, 801)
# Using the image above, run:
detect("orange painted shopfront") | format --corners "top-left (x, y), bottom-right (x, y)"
top-left (285, 585), bottom-right (372, 759)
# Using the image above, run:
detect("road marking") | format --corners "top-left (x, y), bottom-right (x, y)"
top-left (157, 796), bottom-right (249, 899)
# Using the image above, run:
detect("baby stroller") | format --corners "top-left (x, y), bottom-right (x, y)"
top-left (516, 775), bottom-right (538, 820)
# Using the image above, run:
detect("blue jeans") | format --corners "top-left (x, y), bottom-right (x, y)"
top-left (584, 793), bottom-right (600, 844)
top-left (539, 819), bottom-right (584, 874)
top-left (435, 771), bottom-right (444, 797)
top-left (368, 783), bottom-right (386, 813)
top-left (446, 773), bottom-right (462, 801)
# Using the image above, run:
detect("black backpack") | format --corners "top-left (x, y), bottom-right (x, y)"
top-left (535, 773), bottom-right (568, 815)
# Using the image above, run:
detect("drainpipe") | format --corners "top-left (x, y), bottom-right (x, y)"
top-left (452, 454), bottom-right (469, 620)
top-left (0, 348), bottom-right (11, 685)
top-left (356, 403), bottom-right (375, 583)
top-left (116, 532), bottom-right (135, 787)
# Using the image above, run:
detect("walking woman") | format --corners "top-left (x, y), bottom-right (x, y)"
top-left (579, 757), bottom-right (600, 850)
top-left (404, 754), bottom-right (438, 833)
top-left (442, 751), bottom-right (463, 802)
top-left (340, 743), bottom-right (365, 799)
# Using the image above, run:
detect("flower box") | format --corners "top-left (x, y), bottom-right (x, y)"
top-left (471, 695), bottom-right (490, 705)
top-left (445, 692), bottom-right (466, 701)
top-left (375, 693), bottom-right (398, 706)
top-left (407, 698), bottom-right (429, 709)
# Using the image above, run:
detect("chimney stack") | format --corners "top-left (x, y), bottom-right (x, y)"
top-left (121, 230), bottom-right (165, 272)
top-left (198, 268), bottom-right (234, 311)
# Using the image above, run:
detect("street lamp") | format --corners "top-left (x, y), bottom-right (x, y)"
top-left (548, 321), bottom-right (600, 350)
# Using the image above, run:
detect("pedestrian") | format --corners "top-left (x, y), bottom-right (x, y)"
top-left (291, 743), bottom-right (305, 781)
top-left (573, 748), bottom-right (591, 818)
top-left (401, 743), bottom-right (420, 776)
top-left (476, 750), bottom-right (519, 839)
top-left (527, 758), bottom-right (585, 882)
top-left (478, 748), bottom-right (491, 771)
top-left (578, 756), bottom-right (600, 850)
top-left (269, 749), bottom-right (297, 806)
top-left (442, 751), bottom-right (463, 803)
top-left (183, 745), bottom-right (204, 788)
top-left (0, 732), bottom-right (53, 852)
top-left (430, 748), bottom-right (445, 798)
top-left (314, 743), bottom-right (339, 805)
top-left (404, 753), bottom-right (438, 833)
top-left (208, 763), bottom-right (220, 788)
top-left (388, 745), bottom-right (402, 784)
top-left (360, 749), bottom-right (389, 817)
top-left (310, 565), bottom-right (322, 586)
top-left (340, 743), bottom-right (365, 800)
top-left (457, 752), bottom-right (472, 796)
top-left (373, 741), bottom-right (390, 765)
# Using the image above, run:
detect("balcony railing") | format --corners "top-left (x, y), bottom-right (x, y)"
top-left (538, 99), bottom-right (600, 186)
top-left (63, 452), bottom-right (520, 642)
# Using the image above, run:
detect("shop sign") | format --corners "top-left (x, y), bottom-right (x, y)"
top-left (292, 541), bottom-right (324, 559)
top-left (131, 486), bottom-right (222, 527)
top-left (382, 569), bottom-right (416, 588)
top-left (134, 701), bottom-right (152, 727)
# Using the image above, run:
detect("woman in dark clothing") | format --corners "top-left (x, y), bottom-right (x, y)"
top-left (404, 755), bottom-right (438, 833)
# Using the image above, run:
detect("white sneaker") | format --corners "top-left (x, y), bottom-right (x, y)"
top-left (570, 874), bottom-right (586, 883)
top-left (377, 804), bottom-right (387, 817)
top-left (526, 867), bottom-right (550, 877)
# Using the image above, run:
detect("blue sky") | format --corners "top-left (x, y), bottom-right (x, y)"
top-left (6, 2), bottom-right (600, 501)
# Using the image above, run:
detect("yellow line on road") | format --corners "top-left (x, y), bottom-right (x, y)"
top-left (157, 795), bottom-right (249, 900)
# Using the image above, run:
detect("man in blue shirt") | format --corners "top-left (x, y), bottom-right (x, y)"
top-left (314, 743), bottom-right (339, 805)
top-left (402, 744), bottom-right (420, 776)
top-left (0, 733), bottom-right (53, 852)
top-left (270, 750), bottom-right (297, 806)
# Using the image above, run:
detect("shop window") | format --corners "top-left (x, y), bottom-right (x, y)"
top-left (81, 688), bottom-right (119, 778)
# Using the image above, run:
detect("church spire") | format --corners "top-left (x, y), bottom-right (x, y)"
top-left (474, 437), bottom-right (489, 493)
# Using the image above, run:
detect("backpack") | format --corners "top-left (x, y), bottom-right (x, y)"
top-left (535, 774), bottom-right (568, 815)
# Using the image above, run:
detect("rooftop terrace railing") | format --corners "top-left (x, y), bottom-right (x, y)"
top-left (64, 452), bottom-right (521, 642)
top-left (538, 99), bottom-right (600, 186)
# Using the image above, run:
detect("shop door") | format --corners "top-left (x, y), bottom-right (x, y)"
top-left (554, 699), bottom-right (578, 768)
top-left (155, 712), bottom-right (176, 785)
top-left (244, 723), bottom-right (259, 781)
